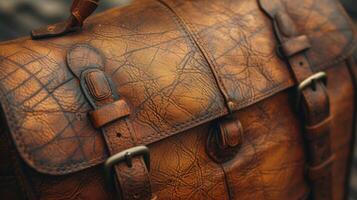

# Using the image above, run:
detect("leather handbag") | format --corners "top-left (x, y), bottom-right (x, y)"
top-left (0, 0), bottom-right (357, 199)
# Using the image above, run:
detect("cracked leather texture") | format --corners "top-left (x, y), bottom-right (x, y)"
top-left (0, 0), bottom-right (355, 190)
top-left (20, 63), bottom-right (355, 199)
top-left (0, 0), bottom-right (226, 175)
top-left (0, 0), bottom-right (227, 174)
top-left (161, 0), bottom-right (357, 110)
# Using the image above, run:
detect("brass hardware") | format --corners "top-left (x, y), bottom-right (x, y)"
top-left (296, 72), bottom-right (327, 109)
top-left (104, 145), bottom-right (150, 188)
top-left (227, 101), bottom-right (236, 112)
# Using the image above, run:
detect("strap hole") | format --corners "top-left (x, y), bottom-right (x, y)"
top-left (133, 193), bottom-right (140, 199)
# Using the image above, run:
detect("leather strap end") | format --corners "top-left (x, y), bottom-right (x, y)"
top-left (31, 16), bottom-right (79, 40)
top-left (32, 0), bottom-right (99, 39)
top-left (218, 118), bottom-right (243, 149)
top-left (89, 99), bottom-right (131, 128)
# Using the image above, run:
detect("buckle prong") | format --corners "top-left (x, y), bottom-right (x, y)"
top-left (104, 145), bottom-right (150, 189)
top-left (124, 152), bottom-right (133, 168)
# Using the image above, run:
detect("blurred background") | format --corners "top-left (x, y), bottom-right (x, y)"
top-left (0, 0), bottom-right (132, 41)
top-left (0, 0), bottom-right (356, 199)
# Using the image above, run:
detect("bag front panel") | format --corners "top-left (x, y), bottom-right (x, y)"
top-left (0, 0), bottom-right (355, 199)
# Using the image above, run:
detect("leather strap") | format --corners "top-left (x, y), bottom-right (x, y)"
top-left (67, 44), bottom-right (152, 200)
top-left (346, 53), bottom-right (357, 198)
top-left (32, 0), bottom-right (99, 39)
top-left (276, 12), bottom-right (333, 200)
top-left (259, 1), bottom-right (334, 199)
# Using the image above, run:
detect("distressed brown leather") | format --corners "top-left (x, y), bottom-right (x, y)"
top-left (0, 0), bottom-right (356, 199)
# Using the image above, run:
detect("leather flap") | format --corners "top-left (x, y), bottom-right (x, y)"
top-left (0, 0), bottom-right (355, 175)
top-left (259, 0), bottom-right (357, 70)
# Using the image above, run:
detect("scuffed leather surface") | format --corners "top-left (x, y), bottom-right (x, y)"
top-left (160, 0), bottom-right (294, 110)
top-left (0, 0), bottom-right (227, 174)
top-left (150, 123), bottom-right (229, 200)
top-left (0, 0), bottom-right (355, 176)
top-left (161, 0), bottom-right (357, 110)
top-left (259, 0), bottom-right (357, 70)
top-left (25, 166), bottom-right (114, 200)
top-left (327, 63), bottom-right (355, 200)
top-left (223, 90), bottom-right (309, 200)
top-left (12, 64), bottom-right (356, 200)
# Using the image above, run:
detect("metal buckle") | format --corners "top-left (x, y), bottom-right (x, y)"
top-left (104, 145), bottom-right (150, 189)
top-left (296, 72), bottom-right (327, 110)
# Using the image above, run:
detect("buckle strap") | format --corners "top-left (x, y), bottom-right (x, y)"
top-left (261, 5), bottom-right (334, 200)
top-left (67, 44), bottom-right (152, 200)
top-left (296, 72), bottom-right (327, 110)
top-left (105, 146), bottom-right (151, 200)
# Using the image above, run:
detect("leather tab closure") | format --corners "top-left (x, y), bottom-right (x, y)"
top-left (274, 11), bottom-right (298, 37)
top-left (67, 44), bottom-right (105, 78)
top-left (84, 70), bottom-right (112, 101)
top-left (206, 116), bottom-right (243, 163)
top-left (89, 100), bottom-right (130, 128)
top-left (67, 44), bottom-right (152, 199)
top-left (217, 117), bottom-right (243, 149)
top-left (273, 12), bottom-right (312, 57)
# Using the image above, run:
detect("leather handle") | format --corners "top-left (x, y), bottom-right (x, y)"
top-left (70, 0), bottom-right (100, 26)
top-left (31, 0), bottom-right (100, 39)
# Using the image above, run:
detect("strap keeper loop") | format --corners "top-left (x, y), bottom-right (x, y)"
top-left (305, 116), bottom-right (332, 141)
top-left (89, 99), bottom-right (131, 128)
top-left (308, 154), bottom-right (335, 181)
top-left (280, 35), bottom-right (311, 57)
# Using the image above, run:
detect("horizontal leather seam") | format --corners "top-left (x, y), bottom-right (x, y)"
top-left (0, 74), bottom-right (292, 175)
top-left (157, 0), bottom-right (231, 108)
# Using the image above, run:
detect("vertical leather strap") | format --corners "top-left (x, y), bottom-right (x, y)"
top-left (275, 12), bottom-right (333, 200)
top-left (346, 53), bottom-right (357, 198)
top-left (258, 1), bottom-right (334, 199)
top-left (67, 44), bottom-right (152, 200)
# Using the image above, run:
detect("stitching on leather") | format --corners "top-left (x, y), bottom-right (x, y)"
top-left (156, 0), bottom-right (231, 106)
top-left (140, 81), bottom-right (292, 143)
top-left (2, 119), bottom-right (37, 199)
top-left (0, 62), bottom-right (107, 175)
top-left (2, 0), bottom-right (356, 175)
top-left (0, 3), bottom-right (293, 174)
